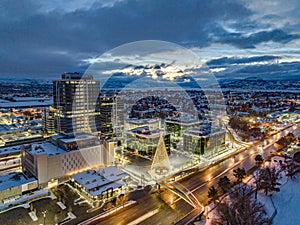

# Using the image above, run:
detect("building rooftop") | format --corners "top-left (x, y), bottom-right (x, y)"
top-left (184, 126), bottom-right (225, 137)
top-left (59, 72), bottom-right (94, 80)
top-left (12, 97), bottom-right (51, 102)
top-left (0, 99), bottom-right (53, 108)
top-left (25, 141), bottom-right (66, 156)
top-left (24, 133), bottom-right (103, 156)
top-left (1, 133), bottom-right (43, 146)
top-left (0, 124), bottom-right (20, 133)
top-left (58, 133), bottom-right (98, 144)
top-left (128, 126), bottom-right (167, 138)
top-left (71, 166), bottom-right (129, 196)
top-left (127, 118), bottom-right (159, 125)
top-left (0, 172), bottom-right (37, 191)
top-left (97, 166), bottom-right (129, 182)
top-left (166, 113), bottom-right (200, 125)
top-left (49, 133), bottom-right (100, 150)
top-left (0, 145), bottom-right (21, 156)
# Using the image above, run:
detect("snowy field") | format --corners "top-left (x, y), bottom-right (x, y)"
top-left (271, 175), bottom-right (300, 225)
top-left (204, 156), bottom-right (300, 225)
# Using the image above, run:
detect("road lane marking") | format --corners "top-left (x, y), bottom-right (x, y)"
top-left (127, 208), bottom-right (159, 225)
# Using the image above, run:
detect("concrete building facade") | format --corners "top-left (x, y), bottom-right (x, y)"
top-left (21, 134), bottom-right (114, 185)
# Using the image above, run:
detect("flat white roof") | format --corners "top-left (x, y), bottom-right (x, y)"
top-left (0, 172), bottom-right (37, 191)
top-left (1, 133), bottom-right (42, 143)
top-left (0, 145), bottom-right (21, 156)
top-left (71, 166), bottom-right (129, 196)
top-left (13, 97), bottom-right (51, 102)
top-left (89, 181), bottom-right (125, 197)
top-left (59, 133), bottom-right (97, 143)
top-left (26, 142), bottom-right (66, 156)
top-left (97, 166), bottom-right (129, 182)
top-left (184, 126), bottom-right (225, 138)
top-left (127, 118), bottom-right (159, 124)
top-left (0, 100), bottom-right (53, 108)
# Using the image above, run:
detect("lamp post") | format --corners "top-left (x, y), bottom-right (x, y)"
top-left (42, 210), bottom-right (47, 225)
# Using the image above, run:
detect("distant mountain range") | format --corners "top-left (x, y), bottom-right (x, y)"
top-left (0, 77), bottom-right (52, 84)
top-left (208, 58), bottom-right (300, 81)
top-left (1, 57), bottom-right (299, 86)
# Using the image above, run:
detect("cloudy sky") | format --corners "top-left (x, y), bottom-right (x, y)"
top-left (0, 0), bottom-right (300, 78)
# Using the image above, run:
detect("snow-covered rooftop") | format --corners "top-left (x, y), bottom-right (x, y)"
top-left (127, 118), bottom-right (159, 125)
top-left (0, 124), bottom-right (20, 133)
top-left (0, 145), bottom-right (21, 156)
top-left (184, 125), bottom-right (225, 137)
top-left (0, 172), bottom-right (37, 191)
top-left (165, 113), bottom-right (200, 125)
top-left (128, 126), bottom-right (168, 138)
top-left (58, 133), bottom-right (97, 143)
top-left (25, 142), bottom-right (66, 156)
top-left (71, 166), bottom-right (129, 196)
top-left (12, 97), bottom-right (51, 102)
top-left (0, 97), bottom-right (53, 108)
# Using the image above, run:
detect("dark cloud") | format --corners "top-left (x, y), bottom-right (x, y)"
top-left (207, 55), bottom-right (280, 66)
top-left (0, 0), bottom-right (298, 77)
top-left (213, 61), bottom-right (300, 81)
top-left (203, 21), bottom-right (299, 48)
top-left (217, 29), bottom-right (299, 48)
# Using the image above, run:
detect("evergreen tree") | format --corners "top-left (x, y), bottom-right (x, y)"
top-left (259, 166), bottom-right (281, 196)
top-left (255, 154), bottom-right (264, 167)
top-left (207, 186), bottom-right (219, 203)
top-left (218, 176), bottom-right (231, 194)
top-left (284, 159), bottom-right (299, 180)
top-left (233, 167), bottom-right (246, 183)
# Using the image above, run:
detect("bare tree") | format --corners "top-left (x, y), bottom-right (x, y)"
top-left (233, 167), bottom-right (246, 183)
top-left (255, 154), bottom-right (264, 167)
top-left (253, 171), bottom-right (261, 199)
top-left (283, 159), bottom-right (299, 180)
top-left (218, 176), bottom-right (231, 194)
top-left (259, 166), bottom-right (281, 196)
top-left (208, 186), bottom-right (219, 204)
top-left (213, 189), bottom-right (271, 225)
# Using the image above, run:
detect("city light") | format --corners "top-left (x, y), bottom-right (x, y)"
top-left (1, 2), bottom-right (300, 224)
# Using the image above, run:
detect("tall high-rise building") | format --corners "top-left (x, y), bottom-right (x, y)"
top-left (53, 72), bottom-right (100, 134)
top-left (42, 106), bottom-right (55, 135)
top-left (114, 95), bottom-right (125, 139)
top-left (97, 93), bottom-right (124, 139)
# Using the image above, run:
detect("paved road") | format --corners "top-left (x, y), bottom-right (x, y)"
top-left (82, 124), bottom-right (299, 225)
top-left (153, 124), bottom-right (300, 224)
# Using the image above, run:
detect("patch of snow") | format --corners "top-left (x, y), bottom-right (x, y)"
top-left (28, 211), bottom-right (38, 221)
top-left (272, 176), bottom-right (300, 225)
top-left (57, 201), bottom-right (66, 210)
top-left (67, 212), bottom-right (76, 219)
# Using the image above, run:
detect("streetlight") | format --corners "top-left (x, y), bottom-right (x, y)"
top-left (42, 210), bottom-right (47, 225)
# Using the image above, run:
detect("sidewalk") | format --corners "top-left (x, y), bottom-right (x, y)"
top-left (0, 188), bottom-right (56, 213)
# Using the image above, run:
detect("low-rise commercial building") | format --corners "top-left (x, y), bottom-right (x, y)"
top-left (183, 125), bottom-right (225, 158)
top-left (125, 118), bottom-right (161, 131)
top-left (0, 172), bottom-right (38, 203)
top-left (0, 97), bottom-right (53, 108)
top-left (21, 133), bottom-right (114, 185)
top-left (70, 166), bottom-right (129, 202)
top-left (126, 126), bottom-right (170, 157)
top-left (0, 145), bottom-right (21, 160)
top-left (165, 113), bottom-right (201, 141)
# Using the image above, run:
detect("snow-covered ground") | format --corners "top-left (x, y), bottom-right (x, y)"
top-left (204, 156), bottom-right (300, 225)
top-left (268, 175), bottom-right (300, 225)
top-left (258, 157), bottom-right (300, 225)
